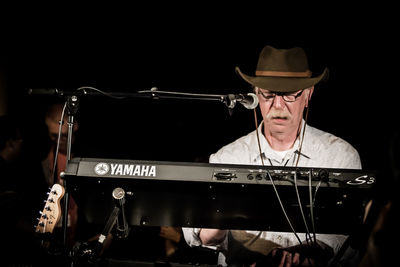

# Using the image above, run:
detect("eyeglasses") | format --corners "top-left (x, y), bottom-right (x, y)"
top-left (256, 88), bottom-right (304, 103)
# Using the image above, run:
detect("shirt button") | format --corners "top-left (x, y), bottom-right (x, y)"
top-left (277, 235), bottom-right (282, 240)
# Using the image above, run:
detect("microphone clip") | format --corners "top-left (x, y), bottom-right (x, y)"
top-left (224, 93), bottom-right (259, 110)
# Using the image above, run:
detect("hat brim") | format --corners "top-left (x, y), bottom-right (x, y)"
top-left (236, 67), bottom-right (329, 93)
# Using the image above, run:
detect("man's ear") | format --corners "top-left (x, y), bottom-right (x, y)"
top-left (305, 86), bottom-right (314, 107)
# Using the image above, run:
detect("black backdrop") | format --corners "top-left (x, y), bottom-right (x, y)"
top-left (1, 8), bottom-right (399, 266)
top-left (2, 9), bottom-right (398, 181)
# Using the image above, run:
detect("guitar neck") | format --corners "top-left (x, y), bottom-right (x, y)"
top-left (35, 183), bottom-right (65, 234)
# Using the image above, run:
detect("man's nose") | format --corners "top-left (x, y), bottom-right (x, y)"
top-left (271, 95), bottom-right (285, 109)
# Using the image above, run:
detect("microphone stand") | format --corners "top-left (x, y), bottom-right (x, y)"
top-left (112, 187), bottom-right (130, 239)
top-left (28, 86), bottom-right (245, 113)
top-left (76, 187), bottom-right (130, 265)
top-left (62, 95), bottom-right (80, 261)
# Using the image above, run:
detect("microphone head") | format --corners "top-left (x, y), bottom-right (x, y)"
top-left (244, 93), bottom-right (259, 109)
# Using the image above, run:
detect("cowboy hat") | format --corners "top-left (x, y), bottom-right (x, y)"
top-left (236, 45), bottom-right (329, 93)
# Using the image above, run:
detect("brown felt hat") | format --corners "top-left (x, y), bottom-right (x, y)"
top-left (236, 45), bottom-right (328, 93)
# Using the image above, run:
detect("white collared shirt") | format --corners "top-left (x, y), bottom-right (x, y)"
top-left (183, 121), bottom-right (362, 265)
top-left (209, 120), bottom-right (361, 169)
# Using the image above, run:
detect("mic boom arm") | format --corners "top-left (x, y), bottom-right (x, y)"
top-left (137, 88), bottom-right (259, 110)
top-left (80, 187), bottom-right (130, 264)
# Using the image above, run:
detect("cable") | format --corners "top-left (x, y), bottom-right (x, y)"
top-left (309, 171), bottom-right (317, 245)
top-left (253, 108), bottom-right (305, 249)
top-left (292, 95), bottom-right (318, 248)
top-left (51, 102), bottom-right (67, 182)
top-left (265, 171), bottom-right (304, 245)
top-left (294, 170), bottom-right (314, 247)
top-left (76, 86), bottom-right (127, 99)
top-left (253, 108), bottom-right (265, 166)
top-left (253, 90), bottom-right (319, 266)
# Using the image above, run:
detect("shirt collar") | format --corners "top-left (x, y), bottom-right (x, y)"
top-left (251, 119), bottom-right (312, 164)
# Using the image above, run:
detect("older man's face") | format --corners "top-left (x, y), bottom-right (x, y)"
top-left (256, 87), bottom-right (313, 135)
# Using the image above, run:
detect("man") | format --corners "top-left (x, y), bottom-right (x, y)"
top-left (0, 116), bottom-right (23, 167)
top-left (0, 115), bottom-right (45, 266)
top-left (41, 102), bottom-right (80, 248)
top-left (42, 102), bottom-right (79, 186)
top-left (183, 45), bottom-right (361, 266)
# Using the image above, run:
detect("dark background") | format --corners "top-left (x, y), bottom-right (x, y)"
top-left (1, 6), bottom-right (399, 266)
top-left (1, 6), bottom-right (397, 178)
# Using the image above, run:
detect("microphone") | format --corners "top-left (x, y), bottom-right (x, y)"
top-left (112, 188), bottom-right (130, 239)
top-left (227, 93), bottom-right (259, 109)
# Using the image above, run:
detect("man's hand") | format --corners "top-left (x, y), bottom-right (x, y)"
top-left (159, 226), bottom-right (181, 243)
top-left (199, 228), bottom-right (227, 246)
top-left (270, 248), bottom-right (303, 266)
top-left (266, 241), bottom-right (332, 267)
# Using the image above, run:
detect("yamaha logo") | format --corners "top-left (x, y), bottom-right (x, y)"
top-left (94, 162), bottom-right (110, 175)
top-left (94, 162), bottom-right (157, 177)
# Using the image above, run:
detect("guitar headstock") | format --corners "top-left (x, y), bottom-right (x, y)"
top-left (35, 183), bottom-right (65, 234)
